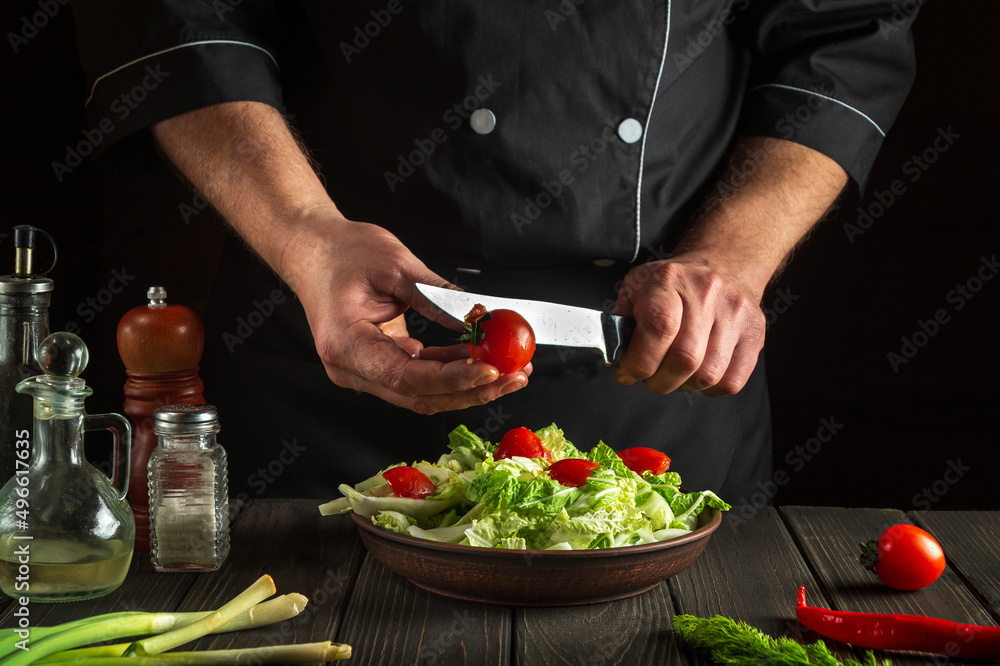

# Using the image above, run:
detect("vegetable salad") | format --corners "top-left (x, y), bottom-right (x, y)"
top-left (320, 424), bottom-right (729, 551)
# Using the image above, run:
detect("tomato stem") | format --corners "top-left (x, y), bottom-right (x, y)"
top-left (459, 306), bottom-right (492, 346)
top-left (858, 537), bottom-right (880, 573)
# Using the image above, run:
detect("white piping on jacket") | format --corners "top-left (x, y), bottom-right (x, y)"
top-left (632, 0), bottom-right (672, 262)
top-left (749, 83), bottom-right (886, 137)
top-left (85, 40), bottom-right (279, 107)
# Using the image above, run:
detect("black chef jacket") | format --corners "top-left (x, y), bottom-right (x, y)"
top-left (71, 1), bottom-right (916, 503)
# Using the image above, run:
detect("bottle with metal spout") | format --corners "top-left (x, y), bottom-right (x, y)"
top-left (0, 331), bottom-right (134, 602)
top-left (0, 225), bottom-right (56, 485)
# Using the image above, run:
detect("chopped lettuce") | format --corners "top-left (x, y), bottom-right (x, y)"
top-left (323, 423), bottom-right (728, 550)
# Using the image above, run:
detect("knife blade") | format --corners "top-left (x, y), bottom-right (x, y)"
top-left (416, 283), bottom-right (632, 365)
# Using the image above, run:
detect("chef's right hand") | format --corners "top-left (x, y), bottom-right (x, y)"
top-left (277, 205), bottom-right (528, 414)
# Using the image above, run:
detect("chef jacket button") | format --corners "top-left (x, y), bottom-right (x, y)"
top-left (470, 108), bottom-right (496, 135)
top-left (617, 118), bottom-right (643, 144)
top-left (593, 258), bottom-right (616, 267)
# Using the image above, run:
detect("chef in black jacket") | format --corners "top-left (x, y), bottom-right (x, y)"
top-left (71, 1), bottom-right (916, 501)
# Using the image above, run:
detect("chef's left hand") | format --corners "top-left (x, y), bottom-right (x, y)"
top-left (612, 252), bottom-right (766, 396)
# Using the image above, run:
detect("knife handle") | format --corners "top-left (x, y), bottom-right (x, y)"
top-left (601, 314), bottom-right (634, 366)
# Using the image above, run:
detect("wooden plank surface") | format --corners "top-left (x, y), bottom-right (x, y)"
top-left (188, 499), bottom-right (366, 653)
top-left (669, 506), bottom-right (858, 664)
top-left (912, 511), bottom-right (1000, 617)
top-left (5, 503), bottom-right (1000, 666)
top-left (514, 583), bottom-right (682, 666)
top-left (782, 506), bottom-right (998, 665)
top-left (336, 555), bottom-right (510, 666)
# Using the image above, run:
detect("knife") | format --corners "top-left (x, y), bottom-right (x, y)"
top-left (416, 283), bottom-right (633, 365)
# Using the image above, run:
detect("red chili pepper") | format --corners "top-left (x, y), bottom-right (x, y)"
top-left (795, 587), bottom-right (1000, 660)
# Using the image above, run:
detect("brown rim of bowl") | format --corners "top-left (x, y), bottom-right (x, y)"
top-left (349, 505), bottom-right (722, 557)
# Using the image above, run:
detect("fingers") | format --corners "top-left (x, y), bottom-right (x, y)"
top-left (613, 261), bottom-right (766, 396)
top-left (293, 219), bottom-right (530, 413)
top-left (698, 320), bottom-right (765, 396)
top-left (324, 322), bottom-right (528, 414)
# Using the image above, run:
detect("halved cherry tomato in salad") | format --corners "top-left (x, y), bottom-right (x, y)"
top-left (860, 524), bottom-right (946, 590)
top-left (462, 304), bottom-right (535, 374)
top-left (494, 427), bottom-right (552, 462)
top-left (548, 458), bottom-right (600, 487)
top-left (618, 447), bottom-right (671, 476)
top-left (382, 466), bottom-right (436, 499)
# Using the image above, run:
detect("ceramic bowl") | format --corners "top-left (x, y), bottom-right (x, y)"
top-left (350, 507), bottom-right (721, 606)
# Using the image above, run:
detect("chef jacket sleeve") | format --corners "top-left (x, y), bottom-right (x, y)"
top-left (70, 0), bottom-right (283, 161)
top-left (733, 0), bottom-right (918, 194)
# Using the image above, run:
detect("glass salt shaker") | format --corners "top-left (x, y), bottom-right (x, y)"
top-left (148, 404), bottom-right (230, 572)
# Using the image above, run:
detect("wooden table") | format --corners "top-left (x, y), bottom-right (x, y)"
top-left (2, 500), bottom-right (999, 665)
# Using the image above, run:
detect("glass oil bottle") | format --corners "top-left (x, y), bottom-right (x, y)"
top-left (0, 331), bottom-right (134, 602)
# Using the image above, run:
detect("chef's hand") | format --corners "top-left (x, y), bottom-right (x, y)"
top-left (280, 205), bottom-right (528, 414)
top-left (610, 137), bottom-right (848, 396)
top-left (612, 253), bottom-right (765, 396)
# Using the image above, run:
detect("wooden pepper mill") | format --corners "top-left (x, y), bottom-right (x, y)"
top-left (117, 286), bottom-right (205, 550)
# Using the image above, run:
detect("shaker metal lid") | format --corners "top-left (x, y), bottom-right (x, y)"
top-left (154, 404), bottom-right (219, 431)
top-left (0, 276), bottom-right (54, 293)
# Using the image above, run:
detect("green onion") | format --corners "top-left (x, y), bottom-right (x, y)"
top-left (37, 641), bottom-right (351, 664)
top-left (35, 593), bottom-right (311, 663)
top-left (121, 574), bottom-right (277, 657)
top-left (3, 576), bottom-right (352, 665)
top-left (4, 613), bottom-right (182, 666)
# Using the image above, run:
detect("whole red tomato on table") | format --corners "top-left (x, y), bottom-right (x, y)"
top-left (860, 524), bottom-right (946, 590)
top-left (461, 304), bottom-right (535, 374)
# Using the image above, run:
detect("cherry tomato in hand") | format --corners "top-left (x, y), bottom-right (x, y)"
top-left (618, 447), bottom-right (671, 475)
top-left (548, 459), bottom-right (600, 487)
top-left (495, 427), bottom-right (552, 461)
top-left (382, 466), bottom-right (436, 499)
top-left (860, 524), bottom-right (946, 590)
top-left (462, 305), bottom-right (535, 374)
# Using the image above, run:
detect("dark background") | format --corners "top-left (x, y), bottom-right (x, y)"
top-left (2, 2), bottom-right (997, 509)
